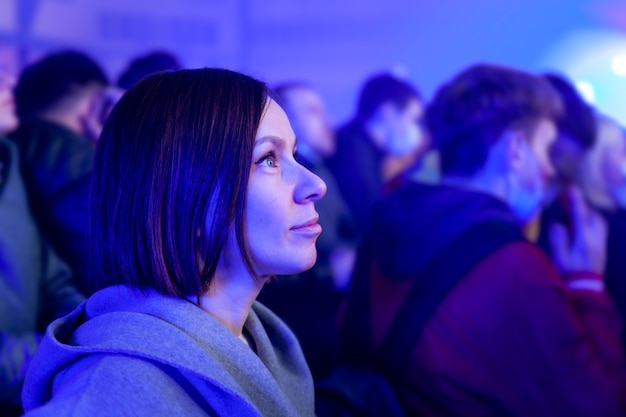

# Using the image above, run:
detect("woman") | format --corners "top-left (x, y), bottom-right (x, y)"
top-left (575, 115), bottom-right (626, 350)
top-left (21, 68), bottom-right (326, 416)
top-left (576, 115), bottom-right (626, 211)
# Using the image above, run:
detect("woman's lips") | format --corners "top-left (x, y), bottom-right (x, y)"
top-left (291, 216), bottom-right (322, 235)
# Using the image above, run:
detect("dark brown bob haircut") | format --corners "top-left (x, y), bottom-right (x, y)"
top-left (89, 68), bottom-right (269, 297)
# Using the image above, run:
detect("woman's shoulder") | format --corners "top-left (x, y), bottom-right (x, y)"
top-left (24, 353), bottom-right (256, 417)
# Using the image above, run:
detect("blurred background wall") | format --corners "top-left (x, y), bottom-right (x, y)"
top-left (1, 0), bottom-right (625, 124)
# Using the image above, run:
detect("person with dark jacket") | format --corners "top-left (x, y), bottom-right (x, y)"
top-left (326, 73), bottom-right (425, 233)
top-left (0, 68), bottom-right (84, 416)
top-left (571, 115), bottom-right (626, 350)
top-left (534, 73), bottom-right (597, 245)
top-left (339, 64), bottom-right (626, 416)
top-left (534, 75), bottom-right (626, 354)
top-left (10, 51), bottom-right (109, 293)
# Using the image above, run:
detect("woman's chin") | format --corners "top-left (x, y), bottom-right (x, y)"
top-left (267, 252), bottom-right (318, 276)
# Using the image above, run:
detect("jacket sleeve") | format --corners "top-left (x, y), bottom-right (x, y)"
top-left (0, 247), bottom-right (82, 405)
top-left (38, 244), bottom-right (84, 328)
top-left (0, 332), bottom-right (42, 405)
top-left (327, 134), bottom-right (382, 233)
top-left (515, 244), bottom-right (626, 417)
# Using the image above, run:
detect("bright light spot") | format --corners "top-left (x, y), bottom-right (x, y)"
top-left (575, 80), bottom-right (596, 104)
top-left (612, 55), bottom-right (626, 76)
top-left (541, 31), bottom-right (626, 125)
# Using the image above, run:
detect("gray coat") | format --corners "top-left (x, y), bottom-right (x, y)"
top-left (22, 285), bottom-right (316, 416)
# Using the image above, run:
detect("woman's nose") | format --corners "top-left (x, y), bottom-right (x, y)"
top-left (294, 165), bottom-right (327, 204)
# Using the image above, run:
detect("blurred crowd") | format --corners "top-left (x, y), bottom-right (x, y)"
top-left (2, 48), bottom-right (626, 416)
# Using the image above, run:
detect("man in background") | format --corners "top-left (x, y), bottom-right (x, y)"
top-left (10, 51), bottom-right (109, 293)
top-left (327, 73), bottom-right (425, 233)
top-left (0, 66), bottom-right (84, 416)
top-left (339, 64), bottom-right (626, 416)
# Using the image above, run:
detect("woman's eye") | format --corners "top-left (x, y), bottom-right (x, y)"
top-left (256, 152), bottom-right (278, 167)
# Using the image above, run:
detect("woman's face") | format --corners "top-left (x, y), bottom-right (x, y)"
top-left (244, 99), bottom-right (327, 277)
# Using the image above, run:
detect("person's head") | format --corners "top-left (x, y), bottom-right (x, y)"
top-left (356, 73), bottom-right (424, 157)
top-left (274, 82), bottom-right (335, 158)
top-left (90, 68), bottom-right (326, 297)
top-left (576, 115), bottom-right (626, 211)
top-left (543, 73), bottom-right (597, 184)
top-left (117, 50), bottom-right (181, 90)
top-left (426, 63), bottom-right (562, 222)
top-left (0, 69), bottom-right (18, 135)
top-left (15, 50), bottom-right (108, 138)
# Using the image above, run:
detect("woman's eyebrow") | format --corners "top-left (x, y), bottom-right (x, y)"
top-left (255, 135), bottom-right (297, 152)
top-left (255, 135), bottom-right (284, 148)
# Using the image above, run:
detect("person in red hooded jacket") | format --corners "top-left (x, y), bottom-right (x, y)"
top-left (338, 63), bottom-right (626, 417)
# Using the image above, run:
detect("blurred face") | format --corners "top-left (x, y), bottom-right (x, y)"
top-left (76, 82), bottom-right (108, 141)
top-left (528, 119), bottom-right (558, 187)
top-left (549, 132), bottom-right (586, 184)
top-left (600, 127), bottom-right (626, 208)
top-left (282, 87), bottom-right (335, 157)
top-left (0, 70), bottom-right (18, 135)
top-left (244, 99), bottom-right (327, 276)
top-left (509, 119), bottom-right (557, 221)
top-left (386, 98), bottom-right (424, 156)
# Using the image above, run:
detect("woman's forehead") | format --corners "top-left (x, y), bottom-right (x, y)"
top-left (256, 99), bottom-right (296, 148)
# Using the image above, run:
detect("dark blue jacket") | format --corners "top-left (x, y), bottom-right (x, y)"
top-left (10, 119), bottom-right (93, 293)
top-left (0, 137), bottom-right (83, 411)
